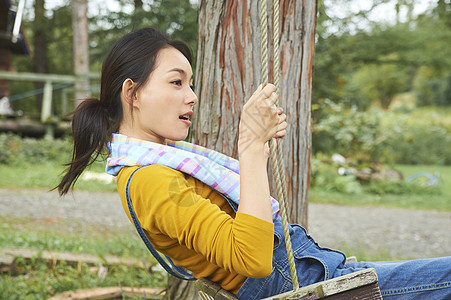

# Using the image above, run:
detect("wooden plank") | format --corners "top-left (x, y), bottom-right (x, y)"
top-left (0, 248), bottom-right (153, 273)
top-left (196, 278), bottom-right (238, 300)
top-left (0, 71), bottom-right (99, 82)
top-left (48, 286), bottom-right (165, 300)
top-left (324, 283), bottom-right (382, 300)
top-left (0, 252), bottom-right (15, 273)
top-left (262, 268), bottom-right (381, 300)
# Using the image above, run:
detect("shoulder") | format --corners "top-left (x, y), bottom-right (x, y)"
top-left (119, 164), bottom-right (182, 181)
top-left (118, 165), bottom-right (196, 197)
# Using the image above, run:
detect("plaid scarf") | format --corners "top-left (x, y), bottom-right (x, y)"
top-left (106, 133), bottom-right (280, 221)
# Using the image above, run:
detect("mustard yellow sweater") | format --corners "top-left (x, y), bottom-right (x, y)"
top-left (117, 165), bottom-right (275, 294)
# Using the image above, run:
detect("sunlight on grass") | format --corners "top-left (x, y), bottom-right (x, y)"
top-left (0, 216), bottom-right (166, 299)
top-left (0, 160), bottom-right (117, 192)
top-left (310, 165), bottom-right (451, 211)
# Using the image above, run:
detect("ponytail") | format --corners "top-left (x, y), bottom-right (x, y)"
top-left (56, 98), bottom-right (112, 195)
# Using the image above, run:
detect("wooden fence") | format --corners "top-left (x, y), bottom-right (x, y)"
top-left (0, 71), bottom-right (99, 138)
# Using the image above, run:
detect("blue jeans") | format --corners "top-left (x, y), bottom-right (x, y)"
top-left (236, 218), bottom-right (451, 299)
top-left (336, 258), bottom-right (451, 299)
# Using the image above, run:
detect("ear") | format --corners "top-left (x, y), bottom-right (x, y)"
top-left (121, 78), bottom-right (138, 107)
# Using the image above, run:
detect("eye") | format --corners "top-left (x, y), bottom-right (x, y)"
top-left (171, 80), bottom-right (182, 86)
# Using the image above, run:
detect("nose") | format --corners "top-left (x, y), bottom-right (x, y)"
top-left (185, 86), bottom-right (198, 106)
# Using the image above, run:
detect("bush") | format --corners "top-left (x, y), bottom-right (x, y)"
top-left (312, 99), bottom-right (382, 163)
top-left (310, 156), bottom-right (442, 196)
top-left (0, 133), bottom-right (72, 165)
top-left (312, 101), bottom-right (451, 165)
top-left (364, 180), bottom-right (441, 196)
top-left (310, 155), bottom-right (363, 194)
top-left (378, 113), bottom-right (451, 165)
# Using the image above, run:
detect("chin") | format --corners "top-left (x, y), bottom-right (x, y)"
top-left (168, 133), bottom-right (189, 142)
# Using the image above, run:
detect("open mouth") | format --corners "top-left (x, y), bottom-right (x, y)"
top-left (179, 115), bottom-right (190, 120)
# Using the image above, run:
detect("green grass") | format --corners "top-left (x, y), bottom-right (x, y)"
top-left (310, 164), bottom-right (451, 211)
top-left (0, 216), bottom-right (166, 299)
top-left (0, 160), bottom-right (117, 192)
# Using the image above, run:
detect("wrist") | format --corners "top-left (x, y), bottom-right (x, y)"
top-left (238, 142), bottom-right (265, 159)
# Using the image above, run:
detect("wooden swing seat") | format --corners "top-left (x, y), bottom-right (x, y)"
top-left (196, 267), bottom-right (382, 300)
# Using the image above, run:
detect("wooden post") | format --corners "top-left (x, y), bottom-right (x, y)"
top-left (41, 80), bottom-right (54, 139)
top-left (61, 87), bottom-right (68, 116)
top-left (72, 0), bottom-right (90, 107)
top-left (40, 80), bottom-right (52, 123)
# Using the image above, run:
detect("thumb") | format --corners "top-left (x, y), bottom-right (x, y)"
top-left (252, 84), bottom-right (263, 96)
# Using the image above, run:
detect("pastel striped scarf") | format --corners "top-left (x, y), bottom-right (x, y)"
top-left (106, 133), bottom-right (280, 221)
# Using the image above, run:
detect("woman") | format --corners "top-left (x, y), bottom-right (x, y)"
top-left (57, 28), bottom-right (451, 299)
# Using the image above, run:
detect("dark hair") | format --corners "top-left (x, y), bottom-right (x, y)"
top-left (56, 28), bottom-right (192, 195)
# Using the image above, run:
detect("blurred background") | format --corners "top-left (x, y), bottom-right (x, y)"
top-left (0, 0), bottom-right (449, 299)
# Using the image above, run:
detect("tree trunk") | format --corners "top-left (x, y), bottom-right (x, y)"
top-left (167, 1), bottom-right (317, 298)
top-left (33, 0), bottom-right (47, 112)
top-left (72, 0), bottom-right (90, 107)
top-left (134, 0), bottom-right (143, 9)
top-left (192, 0), bottom-right (317, 227)
top-left (163, 276), bottom-right (200, 300)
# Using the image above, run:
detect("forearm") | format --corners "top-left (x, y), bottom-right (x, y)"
top-left (238, 144), bottom-right (273, 222)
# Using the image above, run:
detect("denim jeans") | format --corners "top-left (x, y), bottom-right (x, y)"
top-left (336, 258), bottom-right (451, 299)
top-left (236, 218), bottom-right (451, 299)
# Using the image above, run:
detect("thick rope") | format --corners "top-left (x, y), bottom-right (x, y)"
top-left (271, 0), bottom-right (291, 236)
top-left (259, 0), bottom-right (299, 291)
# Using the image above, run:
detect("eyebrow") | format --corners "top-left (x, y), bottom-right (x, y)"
top-left (168, 68), bottom-right (193, 80)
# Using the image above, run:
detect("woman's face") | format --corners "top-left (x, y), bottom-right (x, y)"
top-left (130, 47), bottom-right (198, 144)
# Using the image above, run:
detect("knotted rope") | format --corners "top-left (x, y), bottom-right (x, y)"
top-left (259, 0), bottom-right (299, 291)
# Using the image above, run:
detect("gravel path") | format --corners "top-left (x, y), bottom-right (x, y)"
top-left (0, 188), bottom-right (449, 260)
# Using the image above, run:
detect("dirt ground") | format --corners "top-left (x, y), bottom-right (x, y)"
top-left (0, 188), bottom-right (449, 260)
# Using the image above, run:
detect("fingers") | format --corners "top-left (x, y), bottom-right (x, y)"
top-left (252, 83), bottom-right (263, 96)
top-left (273, 110), bottom-right (287, 139)
top-left (261, 83), bottom-right (276, 97)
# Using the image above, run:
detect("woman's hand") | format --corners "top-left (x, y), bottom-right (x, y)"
top-left (238, 84), bottom-right (284, 157)
top-left (237, 83), bottom-right (287, 223)
top-left (264, 107), bottom-right (287, 157)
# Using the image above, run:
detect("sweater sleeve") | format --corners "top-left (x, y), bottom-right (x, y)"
top-left (125, 165), bottom-right (275, 278)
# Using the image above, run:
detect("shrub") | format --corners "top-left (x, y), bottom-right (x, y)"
top-left (312, 99), bottom-right (382, 163)
top-left (378, 114), bottom-right (451, 165)
top-left (0, 133), bottom-right (72, 165)
top-left (312, 101), bottom-right (451, 165)
top-left (310, 155), bottom-right (442, 196)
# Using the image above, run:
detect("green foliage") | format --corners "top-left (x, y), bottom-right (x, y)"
top-left (378, 110), bottom-right (451, 165)
top-left (314, 0), bottom-right (451, 109)
top-left (0, 216), bottom-right (166, 299)
top-left (1, 254), bottom-right (164, 300)
top-left (364, 180), bottom-right (441, 196)
top-left (89, 0), bottom-right (198, 71)
top-left (351, 64), bottom-right (410, 109)
top-left (310, 162), bottom-right (451, 211)
top-left (313, 102), bottom-right (451, 166)
top-left (313, 99), bottom-right (382, 162)
top-left (0, 134), bottom-right (71, 164)
top-left (310, 155), bottom-right (442, 198)
top-left (413, 67), bottom-right (451, 107)
top-left (0, 134), bottom-right (116, 191)
top-left (310, 155), bottom-right (362, 194)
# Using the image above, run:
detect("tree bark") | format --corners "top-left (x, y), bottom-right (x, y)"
top-left (134, 0), bottom-right (143, 9)
top-left (33, 0), bottom-right (47, 112)
top-left (72, 0), bottom-right (90, 107)
top-left (192, 0), bottom-right (317, 227)
top-left (163, 276), bottom-right (201, 300)
top-left (167, 1), bottom-right (317, 298)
